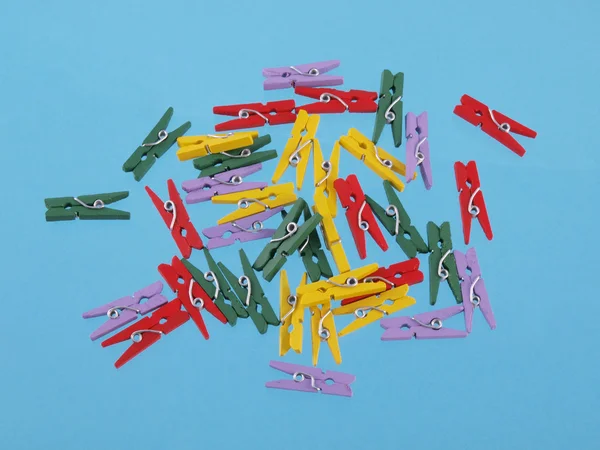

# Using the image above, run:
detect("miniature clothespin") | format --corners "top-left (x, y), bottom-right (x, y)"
top-left (454, 248), bottom-right (496, 333)
top-left (158, 256), bottom-right (227, 339)
top-left (453, 94), bottom-right (537, 157)
top-left (313, 191), bottom-right (350, 274)
top-left (339, 128), bottom-right (410, 192)
top-left (334, 174), bottom-right (388, 259)
top-left (454, 161), bottom-right (493, 244)
top-left (182, 164), bottom-right (266, 204)
top-left (201, 207), bottom-right (284, 249)
top-left (380, 305), bottom-right (468, 341)
top-left (212, 100), bottom-right (296, 131)
top-left (217, 249), bottom-right (280, 333)
top-left (101, 299), bottom-right (189, 368)
top-left (313, 141), bottom-right (340, 218)
top-left (405, 112), bottom-right (432, 189)
top-left (266, 361), bottom-right (355, 397)
top-left (146, 179), bottom-right (204, 259)
top-left (193, 134), bottom-right (277, 178)
top-left (309, 300), bottom-right (342, 365)
top-left (263, 60), bottom-right (344, 90)
top-left (123, 107), bottom-right (191, 181)
top-left (366, 180), bottom-right (428, 258)
top-left (82, 281), bottom-right (167, 341)
top-left (176, 131), bottom-right (258, 161)
top-left (44, 191), bottom-right (130, 222)
top-left (372, 70), bottom-right (404, 147)
top-left (212, 183), bottom-right (297, 225)
top-left (427, 222), bottom-right (463, 305)
top-left (333, 285), bottom-right (416, 337)
top-left (295, 87), bottom-right (378, 114)
top-left (279, 271), bottom-right (307, 356)
top-left (298, 204), bottom-right (333, 282)
top-left (272, 111), bottom-right (320, 190)
top-left (253, 198), bottom-right (322, 282)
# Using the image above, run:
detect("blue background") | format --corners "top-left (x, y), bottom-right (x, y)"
top-left (1, 1), bottom-right (598, 449)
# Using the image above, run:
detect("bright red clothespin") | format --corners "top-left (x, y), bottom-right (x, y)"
top-left (101, 299), bottom-right (189, 368)
top-left (145, 179), bottom-right (204, 259)
top-left (295, 87), bottom-right (378, 114)
top-left (334, 174), bottom-right (388, 259)
top-left (212, 100), bottom-right (296, 131)
top-left (453, 94), bottom-right (537, 157)
top-left (454, 161), bottom-right (493, 245)
top-left (158, 256), bottom-right (227, 339)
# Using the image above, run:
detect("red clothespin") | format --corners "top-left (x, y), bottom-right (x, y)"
top-left (334, 174), bottom-right (388, 259)
top-left (341, 258), bottom-right (424, 306)
top-left (101, 299), bottom-right (189, 368)
top-left (145, 179), bottom-right (204, 259)
top-left (212, 100), bottom-right (296, 131)
top-left (454, 161), bottom-right (493, 244)
top-left (158, 256), bottom-right (227, 339)
top-left (295, 87), bottom-right (378, 114)
top-left (453, 94), bottom-right (537, 157)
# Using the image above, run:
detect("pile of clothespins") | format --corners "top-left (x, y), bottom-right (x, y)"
top-left (44, 60), bottom-right (537, 398)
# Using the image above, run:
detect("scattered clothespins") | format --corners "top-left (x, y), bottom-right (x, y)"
top-left (279, 271), bottom-right (307, 356)
top-left (405, 112), bottom-right (432, 189)
top-left (372, 70), bottom-right (404, 147)
top-left (454, 161), bottom-right (493, 244)
top-left (295, 87), bottom-right (378, 114)
top-left (266, 361), bottom-right (355, 397)
top-left (263, 60), bottom-right (343, 90)
top-left (426, 221), bottom-right (463, 305)
top-left (313, 191), bottom-right (350, 274)
top-left (213, 100), bottom-right (296, 131)
top-left (313, 141), bottom-right (340, 217)
top-left (380, 305), bottom-right (468, 341)
top-left (44, 191), bottom-right (130, 222)
top-left (176, 131), bottom-right (258, 161)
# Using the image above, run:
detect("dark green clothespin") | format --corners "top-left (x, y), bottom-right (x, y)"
top-left (44, 191), bottom-right (130, 222)
top-left (182, 253), bottom-right (248, 326)
top-left (193, 134), bottom-right (278, 178)
top-left (427, 221), bottom-right (463, 305)
top-left (253, 198), bottom-right (322, 282)
top-left (123, 107), bottom-right (191, 181)
top-left (372, 70), bottom-right (404, 148)
top-left (218, 249), bottom-right (279, 334)
top-left (299, 204), bottom-right (333, 282)
top-left (366, 180), bottom-right (427, 258)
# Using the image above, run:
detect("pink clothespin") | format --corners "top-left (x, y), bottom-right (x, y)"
top-left (405, 112), bottom-right (432, 189)
top-left (265, 361), bottom-right (355, 397)
top-left (380, 305), bottom-right (468, 340)
top-left (262, 60), bottom-right (343, 90)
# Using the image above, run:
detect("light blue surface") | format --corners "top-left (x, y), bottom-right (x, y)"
top-left (1, 1), bottom-right (599, 449)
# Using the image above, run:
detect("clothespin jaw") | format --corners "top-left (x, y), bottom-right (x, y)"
top-left (44, 191), bottom-right (130, 221)
top-left (380, 305), bottom-right (467, 340)
top-left (372, 70), bottom-right (404, 147)
top-left (193, 134), bottom-right (277, 178)
top-left (313, 192), bottom-right (350, 274)
top-left (265, 361), bottom-right (355, 397)
top-left (295, 87), bottom-right (378, 114)
top-left (212, 100), bottom-right (297, 131)
top-left (279, 271), bottom-right (307, 356)
top-left (334, 174), bottom-right (389, 259)
top-left (310, 301), bottom-right (342, 365)
top-left (82, 281), bottom-right (168, 341)
top-left (272, 111), bottom-right (320, 190)
top-left (454, 248), bottom-right (496, 333)
top-left (339, 128), bottom-right (411, 192)
top-left (453, 94), bottom-right (537, 157)
top-left (405, 112), bottom-right (432, 189)
top-left (333, 285), bottom-right (416, 337)
top-left (454, 161), bottom-right (493, 244)
top-left (176, 131), bottom-right (258, 161)
top-left (212, 183), bottom-right (297, 225)
top-left (313, 141), bottom-right (340, 217)
top-left (123, 107), bottom-right (191, 181)
top-left (101, 299), bottom-right (189, 368)
top-left (262, 60), bottom-right (343, 90)
top-left (299, 205), bottom-right (334, 282)
top-left (426, 222), bottom-right (463, 305)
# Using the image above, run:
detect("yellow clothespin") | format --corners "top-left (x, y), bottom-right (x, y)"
top-left (313, 192), bottom-right (349, 273)
top-left (176, 131), bottom-right (258, 161)
top-left (279, 271), bottom-right (306, 356)
top-left (332, 285), bottom-right (416, 337)
top-left (272, 111), bottom-right (320, 190)
top-left (339, 128), bottom-right (414, 192)
top-left (313, 141), bottom-right (340, 218)
top-left (212, 182), bottom-right (297, 224)
top-left (310, 301), bottom-right (342, 365)
top-left (298, 264), bottom-right (387, 307)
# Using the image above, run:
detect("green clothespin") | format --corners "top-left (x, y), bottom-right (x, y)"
top-left (193, 135), bottom-right (278, 178)
top-left (44, 191), bottom-right (130, 222)
top-left (253, 198), bottom-right (322, 282)
top-left (366, 180), bottom-right (427, 258)
top-left (299, 204), bottom-right (333, 282)
top-left (181, 255), bottom-right (248, 326)
top-left (427, 221), bottom-right (463, 305)
top-left (372, 70), bottom-right (404, 148)
top-left (123, 107), bottom-right (191, 181)
top-left (218, 249), bottom-right (279, 334)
